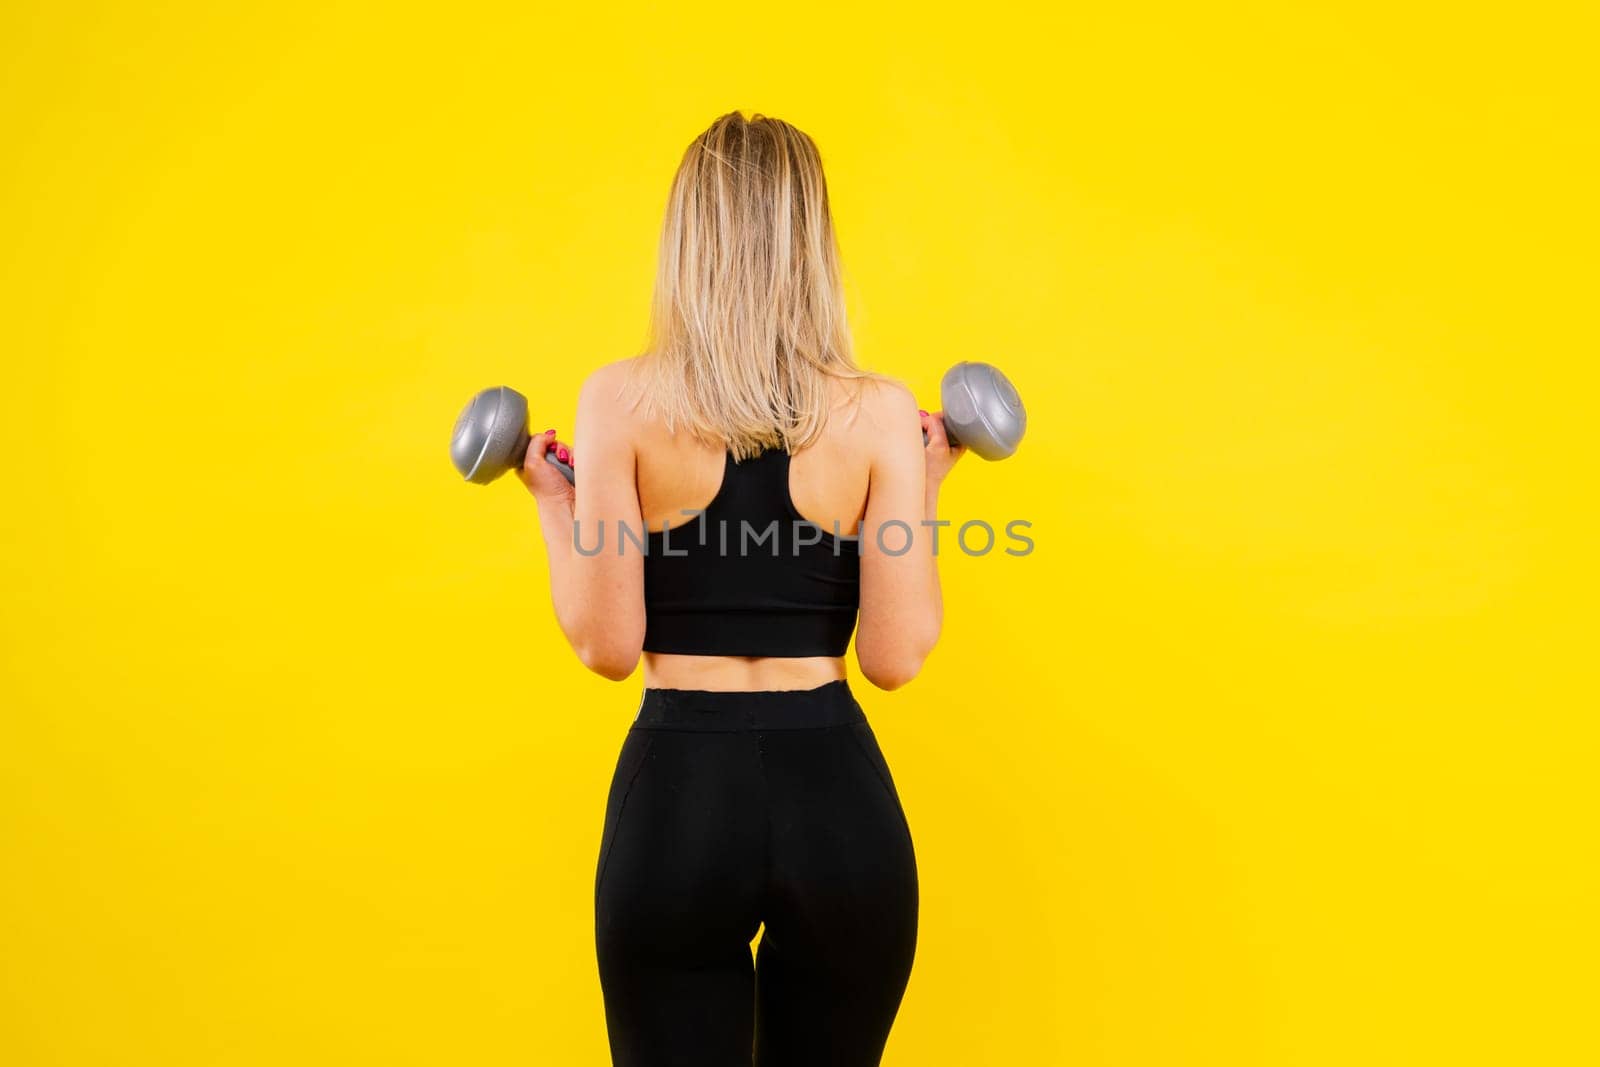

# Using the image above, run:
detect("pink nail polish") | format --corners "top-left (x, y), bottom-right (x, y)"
top-left (918, 410), bottom-right (929, 417)
top-left (545, 428), bottom-right (556, 436)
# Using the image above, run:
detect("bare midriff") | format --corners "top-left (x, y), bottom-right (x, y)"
top-left (641, 653), bottom-right (847, 693)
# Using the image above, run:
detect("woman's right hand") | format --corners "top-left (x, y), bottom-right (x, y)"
top-left (919, 409), bottom-right (966, 489)
top-left (520, 428), bottom-right (576, 507)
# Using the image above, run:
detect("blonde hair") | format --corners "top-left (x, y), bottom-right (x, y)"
top-left (637, 111), bottom-right (869, 460)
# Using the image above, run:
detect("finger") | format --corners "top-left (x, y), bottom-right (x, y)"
top-left (523, 428), bottom-right (557, 471)
top-left (553, 440), bottom-right (573, 466)
top-left (924, 410), bottom-right (950, 449)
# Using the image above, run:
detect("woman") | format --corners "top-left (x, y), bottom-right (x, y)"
top-left (520, 112), bottom-right (964, 1066)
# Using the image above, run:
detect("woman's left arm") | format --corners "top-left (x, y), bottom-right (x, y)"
top-left (521, 364), bottom-right (645, 680)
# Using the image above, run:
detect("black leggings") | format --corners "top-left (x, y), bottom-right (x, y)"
top-left (594, 680), bottom-right (919, 1066)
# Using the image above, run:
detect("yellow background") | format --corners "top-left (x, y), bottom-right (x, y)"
top-left (3, 2), bottom-right (1595, 1064)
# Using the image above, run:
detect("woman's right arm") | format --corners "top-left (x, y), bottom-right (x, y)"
top-left (522, 362), bottom-right (647, 680)
top-left (854, 381), bottom-right (964, 690)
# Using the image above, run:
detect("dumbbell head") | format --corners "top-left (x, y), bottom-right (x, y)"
top-left (940, 361), bottom-right (1026, 460)
top-left (451, 386), bottom-right (576, 485)
top-left (451, 385), bottom-right (534, 484)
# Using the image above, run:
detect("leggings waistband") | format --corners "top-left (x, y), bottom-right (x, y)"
top-left (635, 679), bottom-right (865, 731)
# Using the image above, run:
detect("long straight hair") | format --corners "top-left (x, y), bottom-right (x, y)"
top-left (636, 112), bottom-right (870, 460)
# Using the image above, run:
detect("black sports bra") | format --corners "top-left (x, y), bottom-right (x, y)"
top-left (642, 447), bottom-right (861, 657)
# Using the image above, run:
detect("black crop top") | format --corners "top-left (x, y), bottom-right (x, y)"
top-left (642, 447), bottom-right (861, 657)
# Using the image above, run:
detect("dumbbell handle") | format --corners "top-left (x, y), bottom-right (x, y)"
top-left (511, 428), bottom-right (576, 485)
top-left (921, 419), bottom-right (964, 450)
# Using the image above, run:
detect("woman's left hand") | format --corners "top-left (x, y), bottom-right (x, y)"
top-left (919, 409), bottom-right (966, 489)
top-left (520, 428), bottom-right (577, 506)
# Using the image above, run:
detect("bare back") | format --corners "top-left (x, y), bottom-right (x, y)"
top-left (621, 368), bottom-right (887, 690)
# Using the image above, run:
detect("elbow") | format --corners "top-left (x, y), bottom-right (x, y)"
top-left (856, 646), bottom-right (931, 692)
top-left (856, 622), bottom-right (938, 689)
top-left (860, 662), bottom-right (921, 691)
top-left (560, 607), bottom-right (643, 681)
top-left (574, 637), bottom-right (640, 681)
top-left (857, 618), bottom-right (939, 691)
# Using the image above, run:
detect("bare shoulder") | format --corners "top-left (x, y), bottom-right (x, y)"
top-left (576, 358), bottom-right (652, 461)
top-left (578, 357), bottom-right (648, 414)
top-left (578, 358), bottom-right (652, 428)
top-left (856, 374), bottom-right (919, 420)
top-left (835, 373), bottom-right (920, 453)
